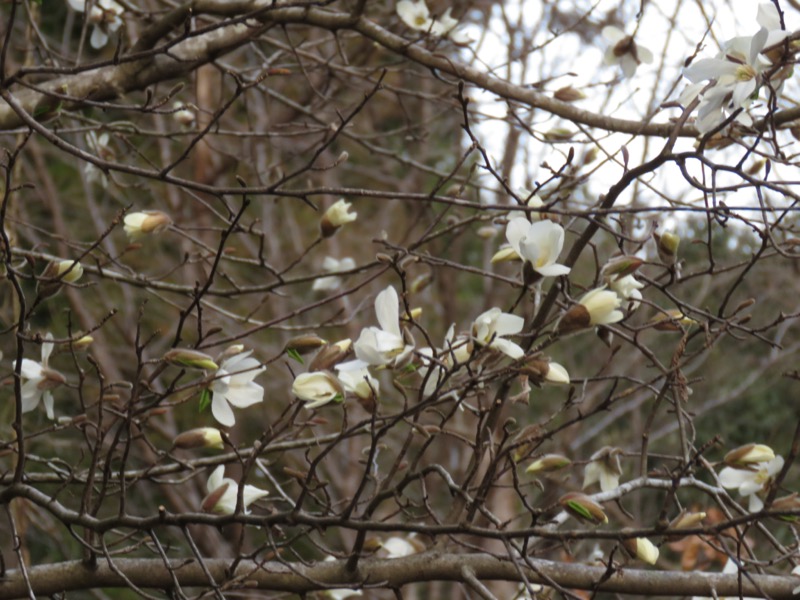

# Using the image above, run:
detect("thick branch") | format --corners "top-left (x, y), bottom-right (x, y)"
top-left (0, 554), bottom-right (795, 599)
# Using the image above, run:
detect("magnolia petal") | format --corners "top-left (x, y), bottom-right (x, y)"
top-left (621, 56), bottom-right (638, 78)
top-left (90, 26), bottom-right (109, 49)
top-left (748, 493), bottom-right (765, 512)
top-left (719, 467), bottom-right (752, 489)
top-left (490, 338), bottom-right (524, 360)
top-left (492, 313), bottom-right (525, 337)
top-left (536, 263), bottom-right (571, 277)
top-left (19, 358), bottom-right (44, 380)
top-left (375, 286), bottom-right (401, 337)
top-left (207, 465), bottom-right (225, 493)
top-left (42, 391), bottom-right (55, 420)
top-left (638, 45), bottom-right (654, 64)
top-left (224, 382), bottom-right (264, 408)
top-left (505, 217), bottom-right (532, 254)
top-left (211, 395), bottom-right (237, 427)
top-left (602, 25), bottom-right (626, 43)
top-left (599, 469), bottom-right (620, 492)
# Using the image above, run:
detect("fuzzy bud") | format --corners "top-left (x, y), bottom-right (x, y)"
top-left (173, 427), bottom-right (224, 450)
top-left (124, 210), bottom-right (173, 242)
top-left (559, 492), bottom-right (608, 525)
top-left (601, 255), bottom-right (644, 281)
top-left (309, 340), bottom-right (352, 372)
top-left (724, 443), bottom-right (776, 469)
top-left (669, 510), bottom-right (707, 530)
top-left (553, 85), bottom-right (586, 102)
top-left (525, 454), bottom-right (572, 474)
top-left (654, 231), bottom-right (680, 266)
top-left (37, 260), bottom-right (84, 299)
top-left (163, 348), bottom-right (219, 371)
top-left (491, 245), bottom-right (522, 264)
top-left (623, 538), bottom-right (659, 565)
top-left (284, 335), bottom-right (328, 355)
top-left (647, 309), bottom-right (696, 331)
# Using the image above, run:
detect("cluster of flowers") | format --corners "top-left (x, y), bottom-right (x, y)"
top-left (598, 3), bottom-right (793, 134)
top-left (395, 0), bottom-right (470, 44)
top-left (67, 0), bottom-right (124, 49)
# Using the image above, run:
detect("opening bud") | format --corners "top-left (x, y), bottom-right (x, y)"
top-left (124, 210), bottom-right (173, 242)
top-left (163, 348), bottom-right (219, 371)
top-left (623, 537), bottom-right (659, 565)
top-left (320, 199), bottom-right (357, 237)
top-left (525, 454), bottom-right (572, 474)
top-left (309, 341), bottom-right (352, 372)
top-left (559, 492), bottom-right (608, 525)
top-left (654, 231), bottom-right (680, 265)
top-left (173, 427), bottom-right (224, 450)
top-left (724, 443), bottom-right (776, 470)
top-left (284, 335), bottom-right (328, 355)
top-left (669, 510), bottom-right (706, 530)
top-left (601, 255), bottom-right (643, 281)
top-left (491, 245), bottom-right (522, 264)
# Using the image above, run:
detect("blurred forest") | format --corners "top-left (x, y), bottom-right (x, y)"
top-left (2, 0), bottom-right (800, 598)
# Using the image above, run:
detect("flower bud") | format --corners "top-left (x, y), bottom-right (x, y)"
top-left (520, 358), bottom-right (570, 386)
top-left (647, 309), bottom-right (696, 331)
top-left (292, 371), bottom-right (344, 409)
top-left (623, 538), bottom-right (659, 565)
top-left (525, 454), bottom-right (572, 474)
top-left (38, 259), bottom-right (84, 299)
top-left (654, 231), bottom-right (680, 265)
top-left (320, 199), bottom-right (357, 237)
top-left (559, 492), bottom-right (608, 525)
top-left (410, 273), bottom-right (433, 294)
top-left (491, 245), bottom-right (522, 264)
top-left (173, 427), bottom-right (224, 450)
top-left (309, 341), bottom-right (351, 372)
top-left (553, 85), bottom-right (586, 102)
top-left (72, 335), bottom-right (94, 350)
top-left (771, 494), bottom-right (800, 521)
top-left (284, 335), bottom-right (328, 355)
top-left (124, 210), bottom-right (173, 242)
top-left (558, 288), bottom-right (623, 335)
top-left (476, 226), bottom-right (499, 239)
top-left (669, 510), bottom-right (706, 530)
top-left (724, 443), bottom-right (776, 469)
top-left (601, 255), bottom-right (643, 281)
top-left (215, 344), bottom-right (245, 363)
top-left (543, 128), bottom-right (574, 141)
top-left (402, 307), bottom-right (423, 322)
top-left (163, 348), bottom-right (219, 371)
top-left (172, 102), bottom-right (195, 126)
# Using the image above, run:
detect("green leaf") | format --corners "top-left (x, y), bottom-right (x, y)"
top-left (199, 388), bottom-right (211, 413)
top-left (287, 348), bottom-right (304, 364)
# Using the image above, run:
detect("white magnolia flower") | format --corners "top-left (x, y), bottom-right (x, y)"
top-left (382, 537), bottom-right (417, 558)
top-left (397, 0), bottom-right (432, 31)
top-left (312, 257), bottom-right (356, 292)
top-left (354, 286), bottom-right (414, 367)
top-left (505, 218), bottom-right (570, 277)
top-left (602, 26), bottom-right (653, 78)
top-left (67, 0), bottom-right (124, 49)
top-left (609, 274), bottom-right (644, 310)
top-left (719, 455), bottom-right (784, 512)
top-left (472, 308), bottom-right (525, 359)
top-left (202, 465), bottom-right (268, 515)
top-left (209, 351), bottom-right (265, 427)
top-left (583, 447), bottom-right (623, 492)
top-left (13, 333), bottom-right (65, 420)
top-left (756, 2), bottom-right (791, 46)
top-left (544, 361), bottom-right (570, 384)
top-left (335, 360), bottom-right (379, 402)
top-left (580, 288), bottom-right (624, 326)
top-left (430, 8), bottom-right (471, 44)
top-left (292, 371), bottom-right (343, 409)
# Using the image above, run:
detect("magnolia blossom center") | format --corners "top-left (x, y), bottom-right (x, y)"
top-left (414, 15), bottom-right (427, 26)
top-left (736, 65), bottom-right (757, 81)
top-left (613, 36), bottom-right (635, 58)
